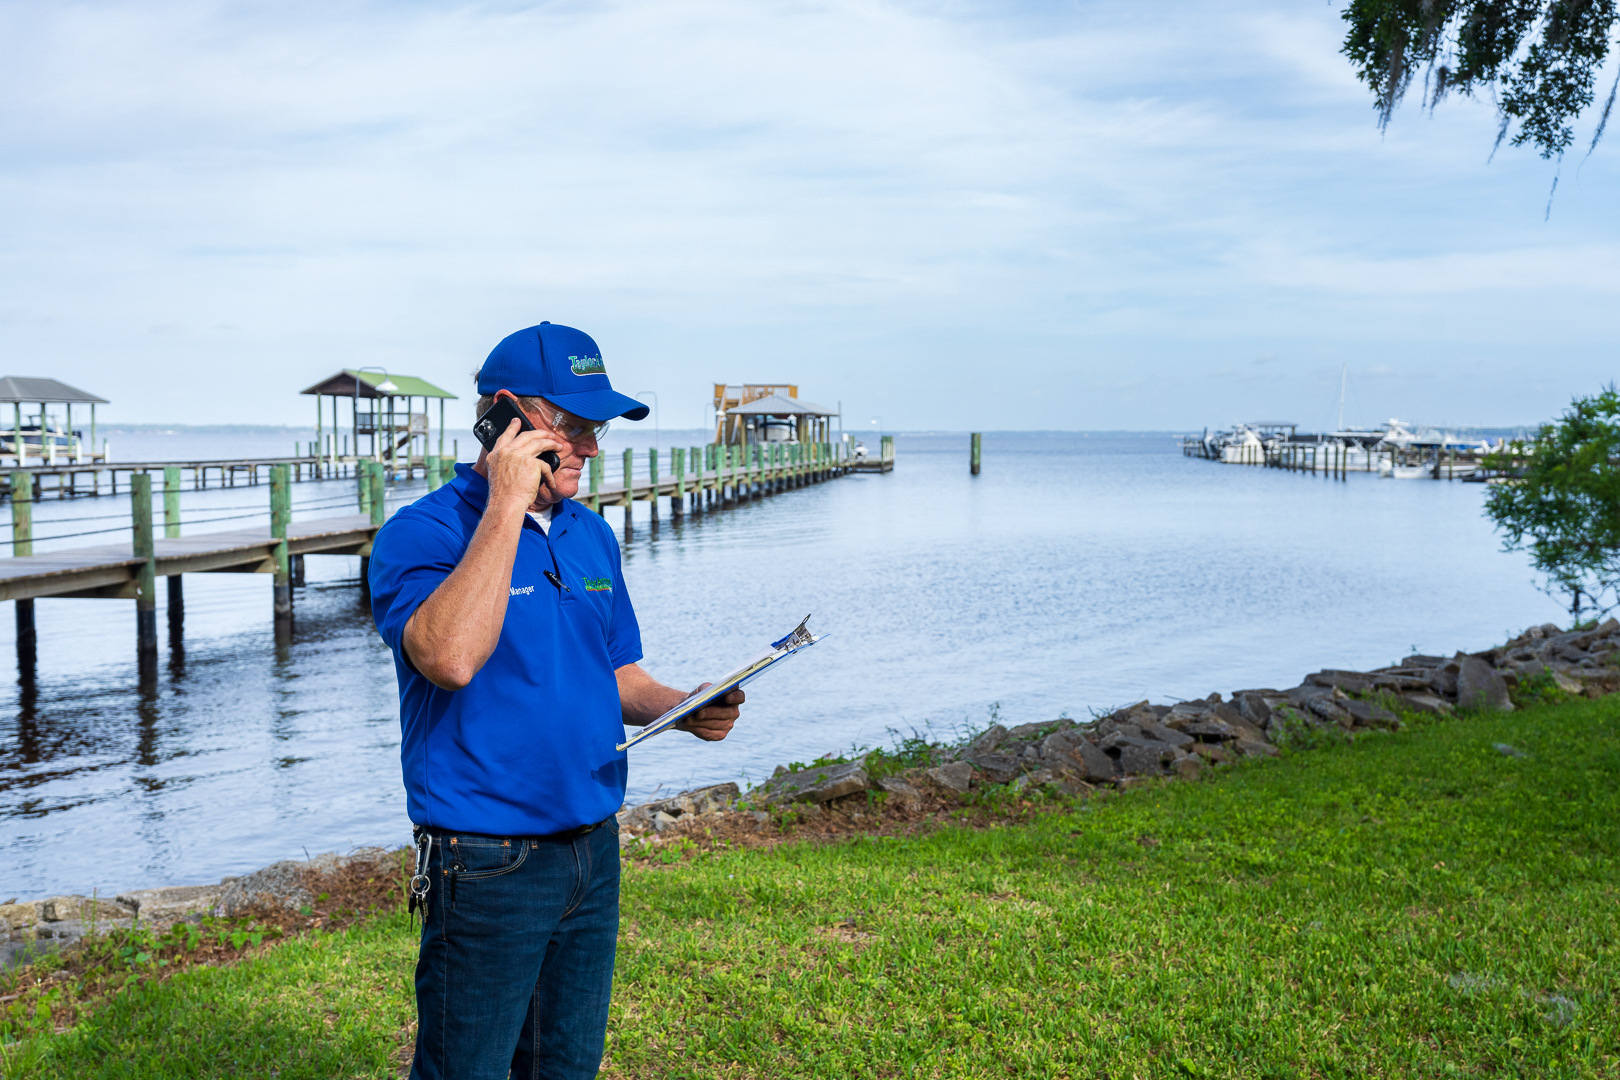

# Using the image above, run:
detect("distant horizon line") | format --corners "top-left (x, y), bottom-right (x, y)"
top-left (88, 423), bottom-right (1539, 438)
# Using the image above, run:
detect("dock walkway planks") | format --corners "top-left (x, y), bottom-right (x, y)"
top-left (0, 514), bottom-right (375, 603)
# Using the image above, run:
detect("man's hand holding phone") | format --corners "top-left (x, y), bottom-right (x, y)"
top-left (486, 419), bottom-right (567, 512)
top-left (478, 391), bottom-right (571, 512)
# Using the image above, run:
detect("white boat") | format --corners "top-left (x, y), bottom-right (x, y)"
top-left (1378, 460), bottom-right (1431, 480)
top-left (2, 418), bottom-right (77, 452)
top-left (1218, 426), bottom-right (1266, 464)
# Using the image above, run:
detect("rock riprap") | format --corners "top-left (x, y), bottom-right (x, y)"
top-left (607, 617), bottom-right (1620, 840)
top-left (12, 619), bottom-right (1619, 967)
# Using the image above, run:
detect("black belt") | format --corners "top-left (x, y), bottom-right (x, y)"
top-left (412, 817), bottom-right (612, 846)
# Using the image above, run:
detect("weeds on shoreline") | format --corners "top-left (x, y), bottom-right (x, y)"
top-left (0, 851), bottom-right (410, 1045)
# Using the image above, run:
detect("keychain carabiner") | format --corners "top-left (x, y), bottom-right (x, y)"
top-left (408, 830), bottom-right (434, 922)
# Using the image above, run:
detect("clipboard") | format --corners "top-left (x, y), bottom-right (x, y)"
top-left (616, 615), bottom-right (823, 751)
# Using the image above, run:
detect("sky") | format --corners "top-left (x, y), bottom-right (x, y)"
top-left (0, 0), bottom-right (1616, 434)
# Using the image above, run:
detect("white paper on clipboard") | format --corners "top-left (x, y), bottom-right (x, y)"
top-left (616, 615), bottom-right (823, 752)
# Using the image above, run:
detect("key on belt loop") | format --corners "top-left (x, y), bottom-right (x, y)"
top-left (408, 829), bottom-right (434, 920)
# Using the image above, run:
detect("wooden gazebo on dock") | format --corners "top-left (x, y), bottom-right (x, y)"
top-left (300, 370), bottom-right (457, 470)
top-left (713, 384), bottom-right (839, 446)
top-left (1, 376), bottom-right (109, 466)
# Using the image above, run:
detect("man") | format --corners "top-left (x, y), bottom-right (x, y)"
top-left (368, 321), bottom-right (743, 1080)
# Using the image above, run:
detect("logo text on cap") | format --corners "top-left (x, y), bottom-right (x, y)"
top-left (569, 354), bottom-right (606, 376)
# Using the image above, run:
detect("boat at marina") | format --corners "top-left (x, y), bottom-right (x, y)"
top-left (1183, 366), bottom-right (1508, 480)
top-left (1, 418), bottom-right (78, 454)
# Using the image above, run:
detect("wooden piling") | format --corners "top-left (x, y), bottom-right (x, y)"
top-left (621, 448), bottom-right (635, 535)
top-left (368, 460), bottom-right (385, 528)
top-left (357, 460), bottom-right (371, 516)
top-left (648, 449), bottom-right (659, 519)
top-left (164, 466), bottom-right (184, 629)
top-left (11, 469), bottom-right (35, 659)
top-left (271, 464), bottom-right (292, 623)
top-left (695, 447), bottom-right (705, 509)
top-left (970, 432), bottom-right (982, 475)
top-left (588, 454), bottom-right (603, 514)
top-left (132, 473), bottom-right (158, 678)
top-left (672, 447), bottom-right (685, 517)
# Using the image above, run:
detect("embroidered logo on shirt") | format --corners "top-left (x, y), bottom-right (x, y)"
top-left (582, 577), bottom-right (613, 592)
top-left (510, 585), bottom-right (535, 596)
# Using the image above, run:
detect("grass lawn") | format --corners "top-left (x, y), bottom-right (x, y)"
top-left (4, 695), bottom-right (1616, 1078)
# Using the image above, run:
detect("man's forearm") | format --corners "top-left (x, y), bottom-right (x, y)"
top-left (615, 663), bottom-right (691, 726)
top-left (615, 663), bottom-right (743, 742)
top-left (404, 501), bottom-right (527, 690)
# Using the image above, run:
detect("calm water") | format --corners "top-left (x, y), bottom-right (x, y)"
top-left (1, 431), bottom-right (1564, 899)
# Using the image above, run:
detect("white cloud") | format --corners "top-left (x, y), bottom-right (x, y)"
top-left (0, 0), bottom-right (1614, 431)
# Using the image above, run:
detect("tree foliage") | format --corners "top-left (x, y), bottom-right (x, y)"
top-left (1341, 1), bottom-right (1620, 158)
top-left (1485, 386), bottom-right (1620, 616)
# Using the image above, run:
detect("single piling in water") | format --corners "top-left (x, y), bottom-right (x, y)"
top-left (11, 469), bottom-right (34, 664)
top-left (970, 433), bottom-right (982, 475)
top-left (131, 473), bottom-right (158, 681)
top-left (270, 464), bottom-right (291, 625)
top-left (164, 466), bottom-right (184, 633)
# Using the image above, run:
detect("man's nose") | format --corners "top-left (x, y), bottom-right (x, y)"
top-left (578, 434), bottom-right (600, 458)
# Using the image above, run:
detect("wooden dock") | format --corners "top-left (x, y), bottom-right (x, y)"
top-left (577, 440), bottom-right (856, 519)
top-left (0, 454), bottom-right (435, 501)
top-left (5, 439), bottom-right (871, 681)
top-left (0, 515), bottom-right (377, 603)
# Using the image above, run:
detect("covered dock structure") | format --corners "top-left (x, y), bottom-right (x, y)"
top-left (713, 384), bottom-right (839, 446)
top-left (2, 377), bottom-right (110, 466)
top-left (300, 370), bottom-right (458, 474)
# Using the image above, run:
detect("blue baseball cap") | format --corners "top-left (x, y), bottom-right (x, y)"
top-left (476, 322), bottom-right (650, 422)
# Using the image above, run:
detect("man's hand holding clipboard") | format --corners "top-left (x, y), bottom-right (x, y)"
top-left (618, 616), bottom-right (823, 751)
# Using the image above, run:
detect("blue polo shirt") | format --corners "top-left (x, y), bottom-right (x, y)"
top-left (368, 464), bottom-right (642, 836)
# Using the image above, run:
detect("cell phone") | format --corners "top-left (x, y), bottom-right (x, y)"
top-left (473, 397), bottom-right (562, 470)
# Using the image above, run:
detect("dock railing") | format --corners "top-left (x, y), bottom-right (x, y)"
top-left (5, 441), bottom-right (871, 680)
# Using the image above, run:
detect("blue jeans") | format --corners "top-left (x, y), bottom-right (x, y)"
top-left (409, 820), bottom-right (621, 1080)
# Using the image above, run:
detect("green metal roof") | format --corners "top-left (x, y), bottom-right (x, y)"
top-left (300, 370), bottom-right (459, 399)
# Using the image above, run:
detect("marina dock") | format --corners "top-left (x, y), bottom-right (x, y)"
top-left (1181, 420), bottom-right (1504, 480)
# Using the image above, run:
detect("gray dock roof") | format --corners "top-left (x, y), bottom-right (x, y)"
top-left (726, 393), bottom-right (837, 417)
top-left (0, 376), bottom-right (109, 405)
